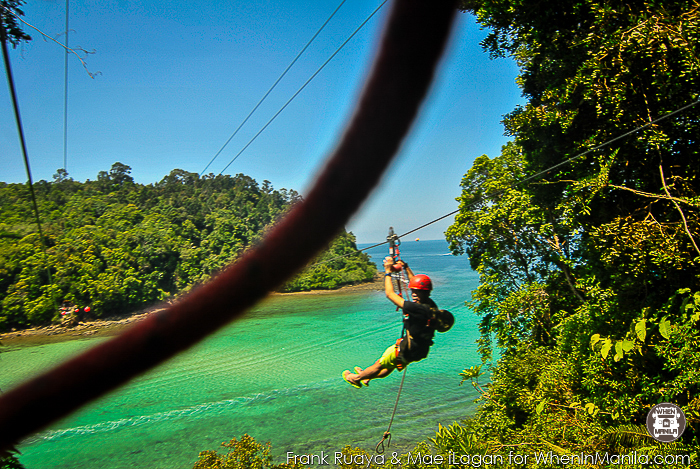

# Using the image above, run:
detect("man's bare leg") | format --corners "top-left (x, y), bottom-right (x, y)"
top-left (346, 360), bottom-right (393, 386)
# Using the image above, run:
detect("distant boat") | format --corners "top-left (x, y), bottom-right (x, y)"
top-left (415, 238), bottom-right (420, 241)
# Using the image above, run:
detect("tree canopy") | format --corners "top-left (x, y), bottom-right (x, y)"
top-left (0, 0), bottom-right (31, 47)
top-left (0, 165), bottom-right (376, 330)
top-left (443, 0), bottom-right (699, 463)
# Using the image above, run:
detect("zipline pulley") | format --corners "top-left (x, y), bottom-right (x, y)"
top-left (387, 226), bottom-right (400, 261)
top-left (386, 227), bottom-right (407, 300)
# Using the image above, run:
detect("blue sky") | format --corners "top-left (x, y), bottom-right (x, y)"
top-left (1, 0), bottom-right (523, 244)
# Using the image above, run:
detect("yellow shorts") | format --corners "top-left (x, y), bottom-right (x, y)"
top-left (378, 338), bottom-right (406, 371)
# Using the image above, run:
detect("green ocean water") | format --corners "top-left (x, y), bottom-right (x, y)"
top-left (1, 240), bottom-right (482, 468)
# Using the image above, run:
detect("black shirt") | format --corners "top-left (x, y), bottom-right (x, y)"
top-left (400, 298), bottom-right (438, 362)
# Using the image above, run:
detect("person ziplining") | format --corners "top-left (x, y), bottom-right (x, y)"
top-left (342, 231), bottom-right (454, 389)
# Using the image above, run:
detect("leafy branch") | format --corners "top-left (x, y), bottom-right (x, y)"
top-left (659, 164), bottom-right (700, 257)
top-left (0, 3), bottom-right (100, 78)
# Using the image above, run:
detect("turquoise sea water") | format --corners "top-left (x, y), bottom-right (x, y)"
top-left (1, 240), bottom-right (482, 468)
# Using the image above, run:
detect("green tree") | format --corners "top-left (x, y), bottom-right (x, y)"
top-left (444, 0), bottom-right (699, 461)
top-left (109, 162), bottom-right (134, 187)
top-left (52, 169), bottom-right (71, 184)
top-left (282, 232), bottom-right (376, 292)
top-left (0, 166), bottom-right (375, 329)
top-left (192, 434), bottom-right (303, 469)
top-left (0, 0), bottom-right (31, 46)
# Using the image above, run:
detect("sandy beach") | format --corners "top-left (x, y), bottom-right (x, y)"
top-left (0, 276), bottom-right (383, 347)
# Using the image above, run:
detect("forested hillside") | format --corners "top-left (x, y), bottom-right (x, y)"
top-left (440, 0), bottom-right (699, 465)
top-left (0, 164), bottom-right (376, 331)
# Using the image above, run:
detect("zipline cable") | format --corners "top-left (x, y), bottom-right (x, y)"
top-left (1, 28), bottom-right (56, 306)
top-left (515, 97), bottom-right (700, 190)
top-left (372, 97), bottom-right (699, 452)
top-left (304, 95), bottom-right (700, 270)
top-left (218, 0), bottom-right (390, 175)
top-left (0, 1), bottom-right (693, 450)
top-left (63, 0), bottom-right (69, 172)
top-left (200, 0), bottom-right (348, 176)
top-left (397, 96), bottom-right (700, 241)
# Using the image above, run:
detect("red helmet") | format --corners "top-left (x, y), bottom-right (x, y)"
top-left (409, 274), bottom-right (432, 291)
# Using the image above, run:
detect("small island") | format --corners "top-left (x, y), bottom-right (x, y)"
top-left (0, 165), bottom-right (377, 334)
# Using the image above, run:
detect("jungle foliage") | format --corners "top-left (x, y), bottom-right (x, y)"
top-left (0, 165), bottom-right (376, 330)
top-left (0, 0), bottom-right (31, 47)
top-left (192, 436), bottom-right (441, 469)
top-left (192, 434), bottom-right (303, 469)
top-left (441, 0), bottom-right (700, 465)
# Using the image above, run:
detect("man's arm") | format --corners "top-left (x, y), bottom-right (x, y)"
top-left (404, 263), bottom-right (415, 281)
top-left (383, 257), bottom-right (405, 308)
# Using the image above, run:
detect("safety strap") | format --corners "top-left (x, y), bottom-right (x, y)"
top-left (375, 366), bottom-right (407, 454)
top-left (375, 228), bottom-right (414, 454)
top-left (387, 226), bottom-right (412, 348)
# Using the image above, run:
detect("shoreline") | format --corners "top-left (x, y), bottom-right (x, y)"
top-left (271, 274), bottom-right (383, 296)
top-left (0, 276), bottom-right (383, 347)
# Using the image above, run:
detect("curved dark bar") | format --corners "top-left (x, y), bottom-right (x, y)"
top-left (0, 0), bottom-right (457, 450)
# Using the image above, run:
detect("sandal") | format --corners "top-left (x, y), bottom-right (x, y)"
top-left (342, 370), bottom-right (362, 389)
top-left (354, 366), bottom-right (370, 387)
